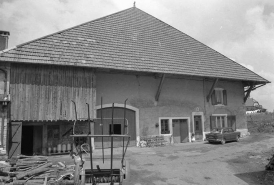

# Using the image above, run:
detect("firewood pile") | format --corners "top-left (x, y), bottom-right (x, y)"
top-left (266, 154), bottom-right (274, 170)
top-left (139, 136), bottom-right (167, 147)
top-left (0, 155), bottom-right (75, 185)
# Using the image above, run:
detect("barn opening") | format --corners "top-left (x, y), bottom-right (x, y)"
top-left (21, 125), bottom-right (43, 156)
top-left (95, 107), bottom-right (136, 148)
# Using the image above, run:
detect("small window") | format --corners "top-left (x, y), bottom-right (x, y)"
top-left (48, 125), bottom-right (60, 139)
top-left (0, 69), bottom-right (6, 96)
top-left (109, 124), bottom-right (121, 135)
top-left (211, 88), bottom-right (227, 105)
top-left (160, 119), bottom-right (170, 134)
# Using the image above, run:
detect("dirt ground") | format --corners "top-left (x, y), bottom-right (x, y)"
top-left (126, 134), bottom-right (274, 185)
top-left (48, 133), bottom-right (274, 185)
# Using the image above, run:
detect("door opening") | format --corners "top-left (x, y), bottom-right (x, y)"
top-left (194, 115), bottom-right (203, 141)
top-left (21, 125), bottom-right (43, 156)
top-left (21, 126), bottom-right (33, 155)
top-left (173, 119), bottom-right (189, 143)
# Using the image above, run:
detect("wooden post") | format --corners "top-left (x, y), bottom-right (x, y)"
top-left (42, 124), bottom-right (47, 155)
top-left (206, 78), bottom-right (218, 102)
top-left (155, 74), bottom-right (166, 102)
top-left (244, 84), bottom-right (254, 103)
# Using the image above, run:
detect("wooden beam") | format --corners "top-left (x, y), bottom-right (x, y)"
top-left (244, 83), bottom-right (265, 92)
top-left (244, 84), bottom-right (254, 103)
top-left (206, 78), bottom-right (218, 102)
top-left (155, 74), bottom-right (166, 102)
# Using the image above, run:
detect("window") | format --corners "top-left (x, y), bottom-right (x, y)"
top-left (0, 69), bottom-right (6, 98)
top-left (48, 125), bottom-right (60, 139)
top-left (109, 124), bottom-right (121, 135)
top-left (210, 115), bottom-right (236, 131)
top-left (210, 115), bottom-right (227, 129)
top-left (211, 88), bottom-right (227, 105)
top-left (160, 119), bottom-right (170, 134)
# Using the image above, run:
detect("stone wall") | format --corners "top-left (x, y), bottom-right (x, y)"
top-left (96, 72), bottom-right (246, 141)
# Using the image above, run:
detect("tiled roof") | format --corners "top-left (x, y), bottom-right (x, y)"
top-left (0, 7), bottom-right (269, 84)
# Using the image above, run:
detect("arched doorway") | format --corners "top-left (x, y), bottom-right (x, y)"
top-left (95, 107), bottom-right (136, 147)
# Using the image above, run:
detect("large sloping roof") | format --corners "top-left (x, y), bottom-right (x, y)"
top-left (0, 7), bottom-right (269, 84)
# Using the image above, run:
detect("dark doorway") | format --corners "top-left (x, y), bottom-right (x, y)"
top-left (194, 115), bottom-right (203, 141)
top-left (109, 124), bottom-right (122, 135)
top-left (21, 125), bottom-right (43, 155)
top-left (21, 126), bottom-right (34, 155)
top-left (33, 126), bottom-right (43, 155)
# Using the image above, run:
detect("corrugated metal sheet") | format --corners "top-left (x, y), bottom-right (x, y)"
top-left (10, 63), bottom-right (95, 121)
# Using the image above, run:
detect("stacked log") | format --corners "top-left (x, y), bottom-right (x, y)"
top-left (0, 155), bottom-right (75, 185)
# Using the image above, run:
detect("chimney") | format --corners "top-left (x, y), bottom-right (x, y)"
top-left (0, 31), bottom-right (10, 51)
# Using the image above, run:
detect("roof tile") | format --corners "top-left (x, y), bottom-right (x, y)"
top-left (0, 7), bottom-right (269, 84)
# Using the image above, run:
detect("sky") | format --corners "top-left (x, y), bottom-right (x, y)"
top-left (0, 0), bottom-right (274, 111)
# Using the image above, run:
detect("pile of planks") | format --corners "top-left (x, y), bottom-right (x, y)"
top-left (266, 154), bottom-right (274, 170)
top-left (0, 155), bottom-right (75, 185)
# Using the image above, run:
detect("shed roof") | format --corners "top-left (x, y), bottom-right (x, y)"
top-left (0, 7), bottom-right (269, 85)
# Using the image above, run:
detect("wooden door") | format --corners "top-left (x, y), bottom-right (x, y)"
top-left (180, 119), bottom-right (189, 142)
top-left (194, 116), bottom-right (203, 141)
top-left (9, 122), bottom-right (22, 158)
top-left (95, 108), bottom-right (136, 148)
top-left (173, 119), bottom-right (188, 143)
top-left (173, 120), bottom-right (180, 143)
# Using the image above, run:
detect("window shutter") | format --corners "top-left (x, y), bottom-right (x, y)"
top-left (223, 90), bottom-right (227, 105)
top-left (210, 116), bottom-right (216, 130)
top-left (211, 90), bottom-right (217, 105)
top-left (227, 115), bottom-right (236, 130)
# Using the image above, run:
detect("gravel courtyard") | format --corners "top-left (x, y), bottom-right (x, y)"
top-left (50, 133), bottom-right (274, 185)
top-left (124, 134), bottom-right (274, 185)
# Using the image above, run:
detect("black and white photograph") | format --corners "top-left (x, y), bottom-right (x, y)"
top-left (0, 0), bottom-right (274, 184)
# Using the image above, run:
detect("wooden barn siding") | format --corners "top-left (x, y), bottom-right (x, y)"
top-left (10, 63), bottom-right (96, 121)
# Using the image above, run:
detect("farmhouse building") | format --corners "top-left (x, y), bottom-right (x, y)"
top-left (0, 7), bottom-right (269, 157)
top-left (245, 98), bottom-right (267, 113)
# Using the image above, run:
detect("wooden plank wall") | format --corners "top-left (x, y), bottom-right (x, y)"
top-left (10, 63), bottom-right (96, 121)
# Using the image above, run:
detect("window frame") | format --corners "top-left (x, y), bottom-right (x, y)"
top-left (159, 117), bottom-right (190, 137)
top-left (211, 88), bottom-right (227, 106)
top-left (159, 118), bottom-right (171, 135)
top-left (0, 69), bottom-right (7, 96)
top-left (109, 124), bottom-right (122, 135)
top-left (210, 114), bottom-right (227, 130)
